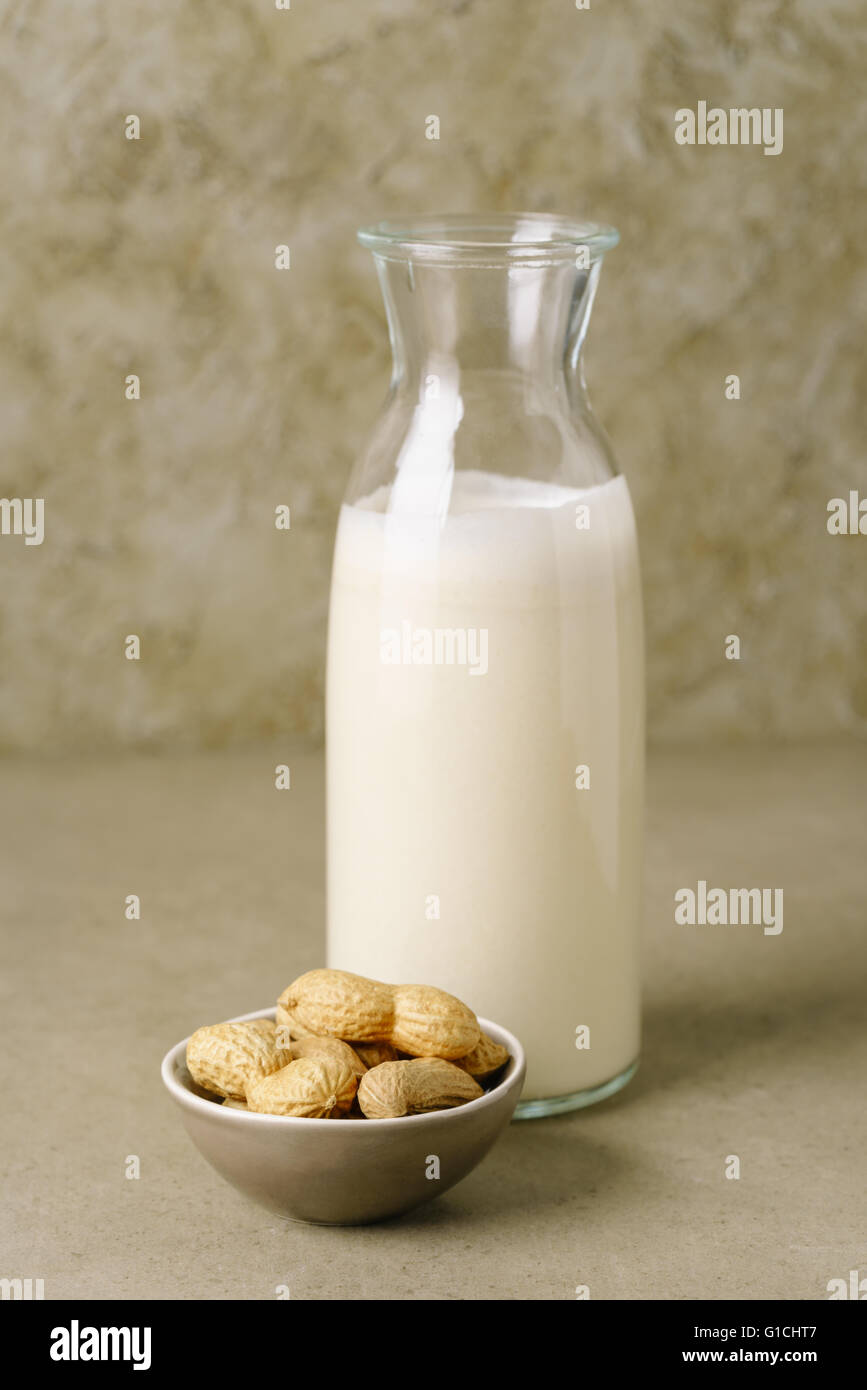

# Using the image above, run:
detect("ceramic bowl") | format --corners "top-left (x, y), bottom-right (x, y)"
top-left (161, 1008), bottom-right (525, 1225)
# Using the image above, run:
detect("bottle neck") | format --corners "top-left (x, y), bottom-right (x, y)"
top-left (374, 256), bottom-right (602, 401)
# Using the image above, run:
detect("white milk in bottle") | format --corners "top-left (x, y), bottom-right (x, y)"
top-left (326, 468), bottom-right (644, 1105)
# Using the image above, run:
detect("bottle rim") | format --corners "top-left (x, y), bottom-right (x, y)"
top-left (357, 212), bottom-right (619, 267)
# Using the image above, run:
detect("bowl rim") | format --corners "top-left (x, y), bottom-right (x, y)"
top-left (161, 1008), bottom-right (525, 1129)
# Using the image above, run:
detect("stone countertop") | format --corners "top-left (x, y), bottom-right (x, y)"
top-left (2, 745), bottom-right (864, 1301)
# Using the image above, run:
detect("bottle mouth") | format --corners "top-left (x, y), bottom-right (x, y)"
top-left (357, 212), bottom-right (619, 268)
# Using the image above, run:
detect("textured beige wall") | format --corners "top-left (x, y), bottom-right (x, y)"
top-left (1, 0), bottom-right (865, 752)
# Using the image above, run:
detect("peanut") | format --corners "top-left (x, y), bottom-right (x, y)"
top-left (278, 969), bottom-right (480, 1061)
top-left (453, 1032), bottom-right (510, 1083)
top-left (391, 984), bottom-right (480, 1058)
top-left (285, 1035), bottom-right (367, 1078)
top-left (186, 1021), bottom-right (284, 1100)
top-left (275, 1000), bottom-right (315, 1040)
top-left (246, 1017), bottom-right (278, 1042)
top-left (357, 1058), bottom-right (484, 1119)
top-left (353, 1042), bottom-right (400, 1069)
top-left (246, 1056), bottom-right (357, 1118)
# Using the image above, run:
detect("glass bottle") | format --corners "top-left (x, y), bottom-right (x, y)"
top-left (326, 214), bottom-right (644, 1117)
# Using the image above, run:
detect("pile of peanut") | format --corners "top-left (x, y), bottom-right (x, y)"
top-left (185, 968), bottom-right (510, 1119)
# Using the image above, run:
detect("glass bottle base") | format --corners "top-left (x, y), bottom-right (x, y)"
top-left (513, 1058), bottom-right (639, 1120)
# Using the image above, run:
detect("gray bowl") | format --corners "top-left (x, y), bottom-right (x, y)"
top-left (161, 1008), bottom-right (525, 1225)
